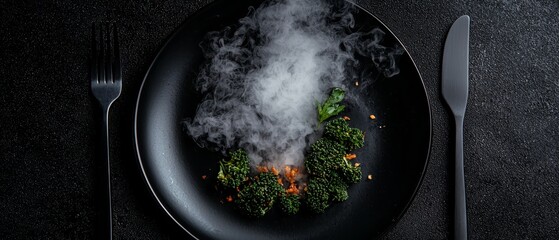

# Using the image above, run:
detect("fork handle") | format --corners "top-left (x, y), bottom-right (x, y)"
top-left (101, 108), bottom-right (113, 240)
top-left (454, 116), bottom-right (467, 240)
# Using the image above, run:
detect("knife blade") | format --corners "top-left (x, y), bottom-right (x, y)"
top-left (441, 15), bottom-right (470, 240)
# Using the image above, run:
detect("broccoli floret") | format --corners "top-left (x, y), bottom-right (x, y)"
top-left (329, 173), bottom-right (349, 202)
top-left (304, 178), bottom-right (330, 213)
top-left (217, 149), bottom-right (250, 189)
top-left (304, 176), bottom-right (350, 213)
top-left (306, 138), bottom-right (362, 183)
top-left (304, 118), bottom-right (365, 213)
top-left (279, 193), bottom-right (301, 215)
top-left (304, 176), bottom-right (351, 213)
top-left (236, 172), bottom-right (283, 217)
top-left (304, 174), bottom-right (349, 214)
top-left (324, 118), bottom-right (365, 151)
top-left (340, 158), bottom-right (362, 184)
top-left (305, 138), bottom-right (346, 178)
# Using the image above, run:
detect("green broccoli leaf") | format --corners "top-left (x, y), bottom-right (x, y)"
top-left (318, 88), bottom-right (346, 123)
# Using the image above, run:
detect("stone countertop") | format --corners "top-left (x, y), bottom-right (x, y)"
top-left (1, 0), bottom-right (557, 239)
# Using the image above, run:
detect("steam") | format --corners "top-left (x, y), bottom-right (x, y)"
top-left (184, 0), bottom-right (403, 170)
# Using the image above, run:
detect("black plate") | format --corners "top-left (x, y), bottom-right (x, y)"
top-left (134, 0), bottom-right (431, 239)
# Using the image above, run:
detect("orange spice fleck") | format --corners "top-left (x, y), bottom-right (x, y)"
top-left (271, 166), bottom-right (279, 176)
top-left (284, 166), bottom-right (291, 174)
top-left (345, 153), bottom-right (357, 160)
top-left (367, 174), bottom-right (373, 180)
top-left (286, 183), bottom-right (300, 195)
top-left (201, 175), bottom-right (207, 180)
top-left (226, 195), bottom-right (233, 202)
top-left (257, 166), bottom-right (268, 173)
top-left (284, 167), bottom-right (299, 184)
top-left (369, 114), bottom-right (376, 120)
top-left (343, 116), bottom-right (351, 121)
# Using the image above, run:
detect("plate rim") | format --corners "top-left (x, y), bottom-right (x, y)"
top-left (132, 1), bottom-right (224, 239)
top-left (133, 1), bottom-right (433, 239)
top-left (351, 3), bottom-right (433, 238)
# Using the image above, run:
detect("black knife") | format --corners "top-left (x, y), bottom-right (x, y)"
top-left (441, 15), bottom-right (470, 240)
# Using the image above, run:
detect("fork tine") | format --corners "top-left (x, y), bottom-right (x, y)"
top-left (91, 22), bottom-right (122, 85)
top-left (91, 23), bottom-right (99, 84)
top-left (98, 23), bottom-right (106, 84)
top-left (105, 23), bottom-right (113, 84)
top-left (112, 23), bottom-right (122, 83)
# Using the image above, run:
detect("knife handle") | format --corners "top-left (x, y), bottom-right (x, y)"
top-left (454, 116), bottom-right (467, 240)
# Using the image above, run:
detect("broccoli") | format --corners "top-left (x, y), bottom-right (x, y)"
top-left (340, 157), bottom-right (362, 184)
top-left (279, 193), bottom-right (301, 215)
top-left (304, 173), bottom-right (349, 213)
top-left (305, 138), bottom-right (346, 178)
top-left (324, 118), bottom-right (365, 151)
top-left (304, 117), bottom-right (365, 213)
top-left (305, 137), bottom-right (362, 182)
top-left (328, 173), bottom-right (349, 202)
top-left (304, 177), bottom-right (330, 213)
top-left (236, 172), bottom-right (283, 217)
top-left (215, 118), bottom-right (364, 216)
top-left (217, 149), bottom-right (250, 189)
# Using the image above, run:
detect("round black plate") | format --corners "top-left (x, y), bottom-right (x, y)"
top-left (134, 0), bottom-right (431, 239)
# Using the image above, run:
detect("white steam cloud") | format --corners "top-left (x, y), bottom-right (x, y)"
top-left (184, 0), bottom-right (403, 170)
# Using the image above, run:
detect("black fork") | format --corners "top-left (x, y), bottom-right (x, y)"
top-left (90, 22), bottom-right (121, 240)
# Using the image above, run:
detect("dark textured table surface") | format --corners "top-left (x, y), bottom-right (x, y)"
top-left (1, 0), bottom-right (558, 239)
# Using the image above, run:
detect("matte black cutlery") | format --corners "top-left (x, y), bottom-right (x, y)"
top-left (90, 22), bottom-right (122, 240)
top-left (442, 15), bottom-right (470, 240)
